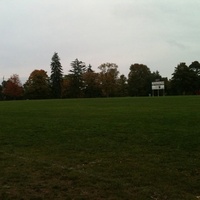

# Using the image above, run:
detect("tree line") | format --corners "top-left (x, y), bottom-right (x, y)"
top-left (0, 52), bottom-right (200, 100)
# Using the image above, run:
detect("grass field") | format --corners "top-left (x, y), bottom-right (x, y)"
top-left (0, 96), bottom-right (200, 200)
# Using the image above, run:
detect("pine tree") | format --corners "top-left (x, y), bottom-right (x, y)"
top-left (69, 58), bottom-right (86, 97)
top-left (50, 52), bottom-right (63, 98)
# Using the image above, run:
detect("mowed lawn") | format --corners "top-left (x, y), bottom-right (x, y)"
top-left (0, 97), bottom-right (200, 200)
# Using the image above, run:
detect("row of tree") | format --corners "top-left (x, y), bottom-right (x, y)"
top-left (1, 52), bottom-right (200, 100)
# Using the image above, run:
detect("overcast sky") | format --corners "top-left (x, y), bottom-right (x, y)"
top-left (0, 0), bottom-right (200, 82)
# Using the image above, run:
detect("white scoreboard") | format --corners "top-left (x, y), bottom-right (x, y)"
top-left (152, 81), bottom-right (165, 90)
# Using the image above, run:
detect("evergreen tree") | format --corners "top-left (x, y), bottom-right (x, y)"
top-left (50, 52), bottom-right (63, 98)
top-left (69, 58), bottom-right (86, 98)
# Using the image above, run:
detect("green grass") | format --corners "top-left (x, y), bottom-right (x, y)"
top-left (0, 97), bottom-right (200, 199)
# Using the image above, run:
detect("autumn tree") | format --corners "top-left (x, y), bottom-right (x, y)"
top-left (83, 65), bottom-right (101, 97)
top-left (2, 74), bottom-right (23, 100)
top-left (61, 74), bottom-right (74, 98)
top-left (24, 69), bottom-right (51, 99)
top-left (50, 52), bottom-right (63, 98)
top-left (68, 58), bottom-right (86, 98)
top-left (98, 63), bottom-right (119, 97)
top-left (128, 63), bottom-right (151, 96)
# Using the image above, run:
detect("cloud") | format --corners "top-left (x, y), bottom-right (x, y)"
top-left (0, 0), bottom-right (200, 81)
top-left (167, 40), bottom-right (187, 50)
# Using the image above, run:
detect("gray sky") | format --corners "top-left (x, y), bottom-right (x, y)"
top-left (0, 0), bottom-right (200, 82)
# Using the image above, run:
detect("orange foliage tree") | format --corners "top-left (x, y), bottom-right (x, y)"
top-left (24, 69), bottom-right (51, 99)
top-left (83, 65), bottom-right (101, 97)
top-left (98, 63), bottom-right (119, 97)
top-left (3, 74), bottom-right (23, 99)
